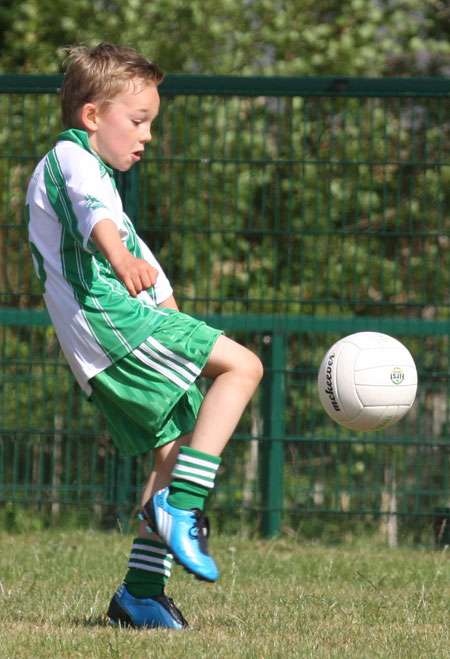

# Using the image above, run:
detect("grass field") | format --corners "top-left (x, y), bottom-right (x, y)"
top-left (0, 529), bottom-right (448, 658)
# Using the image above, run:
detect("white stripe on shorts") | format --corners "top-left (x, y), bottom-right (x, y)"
top-left (133, 348), bottom-right (191, 390)
top-left (139, 341), bottom-right (199, 384)
top-left (144, 336), bottom-right (201, 377)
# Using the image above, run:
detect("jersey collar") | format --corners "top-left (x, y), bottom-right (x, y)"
top-left (56, 129), bottom-right (114, 177)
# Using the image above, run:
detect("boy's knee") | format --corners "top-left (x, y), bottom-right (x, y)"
top-left (254, 354), bottom-right (264, 383)
top-left (242, 350), bottom-right (264, 386)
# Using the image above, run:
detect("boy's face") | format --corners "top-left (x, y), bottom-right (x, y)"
top-left (86, 81), bottom-right (160, 171)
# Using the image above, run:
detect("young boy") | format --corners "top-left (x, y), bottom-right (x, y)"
top-left (26, 42), bottom-right (263, 630)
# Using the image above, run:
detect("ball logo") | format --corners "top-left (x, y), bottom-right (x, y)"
top-left (324, 352), bottom-right (341, 411)
top-left (390, 367), bottom-right (404, 385)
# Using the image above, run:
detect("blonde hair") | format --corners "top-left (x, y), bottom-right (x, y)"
top-left (60, 42), bottom-right (163, 128)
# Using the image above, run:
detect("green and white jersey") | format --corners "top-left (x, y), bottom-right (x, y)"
top-left (26, 129), bottom-right (173, 396)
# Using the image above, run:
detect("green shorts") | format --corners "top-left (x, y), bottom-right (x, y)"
top-left (89, 309), bottom-right (222, 456)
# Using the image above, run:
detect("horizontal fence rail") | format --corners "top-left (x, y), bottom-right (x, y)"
top-left (0, 74), bottom-right (449, 542)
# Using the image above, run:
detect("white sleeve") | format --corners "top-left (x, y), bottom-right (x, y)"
top-left (56, 143), bottom-right (120, 252)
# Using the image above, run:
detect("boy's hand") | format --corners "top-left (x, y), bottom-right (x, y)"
top-left (90, 219), bottom-right (158, 297)
top-left (110, 250), bottom-right (159, 297)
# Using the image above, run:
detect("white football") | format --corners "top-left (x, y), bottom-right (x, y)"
top-left (318, 332), bottom-right (418, 431)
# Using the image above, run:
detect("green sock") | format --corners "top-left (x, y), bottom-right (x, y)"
top-left (168, 446), bottom-right (221, 510)
top-left (125, 538), bottom-right (173, 599)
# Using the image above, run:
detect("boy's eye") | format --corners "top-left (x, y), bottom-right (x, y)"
top-left (132, 119), bottom-right (142, 125)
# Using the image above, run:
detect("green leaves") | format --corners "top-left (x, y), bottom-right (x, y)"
top-left (1, 1), bottom-right (450, 76)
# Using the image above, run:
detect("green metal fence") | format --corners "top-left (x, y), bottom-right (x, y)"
top-left (0, 74), bottom-right (449, 541)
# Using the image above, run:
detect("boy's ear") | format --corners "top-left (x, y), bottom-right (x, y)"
top-left (79, 103), bottom-right (100, 132)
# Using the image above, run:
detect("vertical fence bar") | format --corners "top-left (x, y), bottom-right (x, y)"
top-left (116, 166), bottom-right (140, 227)
top-left (260, 330), bottom-right (285, 537)
top-left (115, 456), bottom-right (133, 533)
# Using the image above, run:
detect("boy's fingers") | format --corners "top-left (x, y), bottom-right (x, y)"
top-left (123, 275), bottom-right (137, 297)
top-left (146, 264), bottom-right (159, 287)
top-left (140, 270), bottom-right (153, 290)
top-left (117, 259), bottom-right (158, 295)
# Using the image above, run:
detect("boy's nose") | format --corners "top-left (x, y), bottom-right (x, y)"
top-left (141, 127), bottom-right (152, 143)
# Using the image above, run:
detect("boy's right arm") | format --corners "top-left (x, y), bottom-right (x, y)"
top-left (158, 294), bottom-right (179, 310)
top-left (90, 219), bottom-right (158, 297)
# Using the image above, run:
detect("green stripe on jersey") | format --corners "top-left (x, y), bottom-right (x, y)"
top-left (27, 206), bottom-right (46, 293)
top-left (45, 149), bottom-right (85, 245)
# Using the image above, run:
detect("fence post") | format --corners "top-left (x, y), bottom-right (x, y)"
top-left (116, 456), bottom-right (132, 533)
top-left (260, 330), bottom-right (285, 537)
top-left (116, 166), bottom-right (140, 225)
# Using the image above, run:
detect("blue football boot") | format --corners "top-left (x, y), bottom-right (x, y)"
top-left (107, 584), bottom-right (188, 630)
top-left (141, 487), bottom-right (219, 582)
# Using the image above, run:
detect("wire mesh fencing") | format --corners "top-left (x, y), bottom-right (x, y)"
top-left (0, 74), bottom-right (449, 541)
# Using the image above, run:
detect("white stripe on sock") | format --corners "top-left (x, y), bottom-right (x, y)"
top-left (127, 562), bottom-right (171, 577)
top-left (173, 464), bottom-right (216, 480)
top-left (129, 553), bottom-right (172, 568)
top-left (172, 473), bottom-right (216, 488)
top-left (176, 454), bottom-right (220, 471)
top-left (172, 468), bottom-right (215, 488)
top-left (131, 543), bottom-right (171, 557)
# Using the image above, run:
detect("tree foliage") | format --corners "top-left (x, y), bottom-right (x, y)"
top-left (1, 0), bottom-right (450, 76)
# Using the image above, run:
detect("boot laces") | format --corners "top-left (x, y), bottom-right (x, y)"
top-left (189, 509), bottom-right (210, 554)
